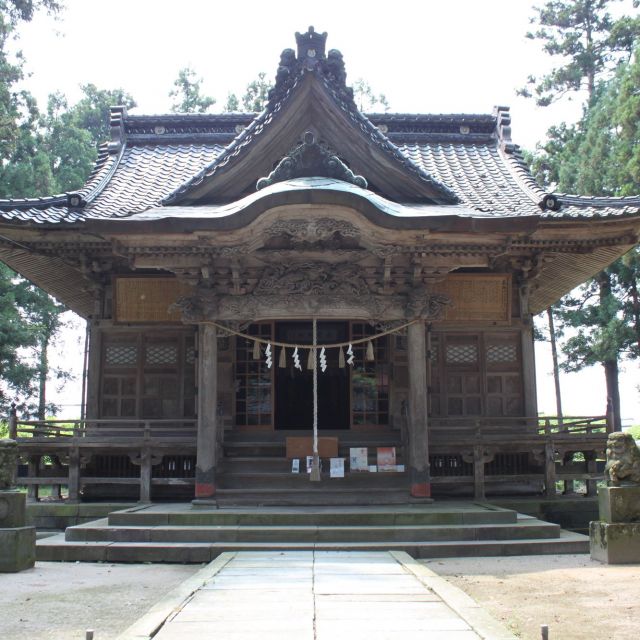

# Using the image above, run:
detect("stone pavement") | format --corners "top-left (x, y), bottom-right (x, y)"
top-left (119, 550), bottom-right (516, 640)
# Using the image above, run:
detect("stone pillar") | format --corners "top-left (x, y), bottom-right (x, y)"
top-left (407, 321), bottom-right (432, 499)
top-left (0, 439), bottom-right (36, 572)
top-left (194, 324), bottom-right (218, 503)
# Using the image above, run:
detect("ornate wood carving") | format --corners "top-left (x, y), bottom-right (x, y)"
top-left (256, 132), bottom-right (367, 190)
top-left (253, 261), bottom-right (369, 296)
top-left (264, 217), bottom-right (359, 245)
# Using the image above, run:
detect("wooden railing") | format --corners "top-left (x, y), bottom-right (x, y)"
top-left (14, 418), bottom-right (197, 442)
top-left (10, 414), bottom-right (607, 503)
top-left (13, 418), bottom-right (197, 503)
top-left (429, 415), bottom-right (608, 442)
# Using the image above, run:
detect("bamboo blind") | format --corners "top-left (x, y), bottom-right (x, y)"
top-left (437, 274), bottom-right (511, 324)
top-left (114, 277), bottom-right (192, 323)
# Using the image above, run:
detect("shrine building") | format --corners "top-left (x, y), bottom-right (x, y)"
top-left (2, 28), bottom-right (640, 505)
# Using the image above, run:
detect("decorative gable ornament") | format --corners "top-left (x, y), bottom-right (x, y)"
top-left (256, 131), bottom-right (367, 190)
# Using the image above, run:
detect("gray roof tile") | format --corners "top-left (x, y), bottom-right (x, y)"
top-left (0, 111), bottom-right (638, 224)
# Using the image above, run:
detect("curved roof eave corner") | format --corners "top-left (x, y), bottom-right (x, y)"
top-left (0, 105), bottom-right (128, 225)
top-left (161, 27), bottom-right (459, 207)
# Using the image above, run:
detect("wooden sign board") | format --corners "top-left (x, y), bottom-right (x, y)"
top-left (436, 274), bottom-right (511, 324)
top-left (114, 277), bottom-right (192, 323)
top-left (286, 437), bottom-right (339, 459)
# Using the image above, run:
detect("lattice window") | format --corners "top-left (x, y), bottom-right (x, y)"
top-left (351, 323), bottom-right (389, 426)
top-left (105, 344), bottom-right (137, 367)
top-left (235, 323), bottom-right (272, 427)
top-left (185, 344), bottom-right (196, 365)
top-left (446, 343), bottom-right (478, 364)
top-left (486, 343), bottom-right (517, 363)
top-left (145, 344), bottom-right (178, 365)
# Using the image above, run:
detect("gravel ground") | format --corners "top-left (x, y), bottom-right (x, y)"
top-left (423, 554), bottom-right (640, 640)
top-left (0, 562), bottom-right (199, 640)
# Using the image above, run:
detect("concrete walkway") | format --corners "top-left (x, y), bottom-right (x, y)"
top-left (119, 551), bottom-right (516, 640)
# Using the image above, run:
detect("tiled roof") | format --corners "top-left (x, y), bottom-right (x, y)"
top-left (0, 107), bottom-right (639, 224)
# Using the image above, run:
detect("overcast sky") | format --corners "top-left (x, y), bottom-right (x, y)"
top-left (13, 0), bottom-right (640, 423)
top-left (17, 0), bottom-right (592, 150)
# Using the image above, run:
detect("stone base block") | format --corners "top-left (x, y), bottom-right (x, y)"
top-left (0, 526), bottom-right (36, 572)
top-left (590, 521), bottom-right (640, 564)
top-left (598, 485), bottom-right (640, 523)
top-left (0, 490), bottom-right (26, 528)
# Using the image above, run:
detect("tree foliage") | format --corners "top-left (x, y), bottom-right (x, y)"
top-left (519, 0), bottom-right (640, 106)
top-left (352, 79), bottom-right (390, 112)
top-left (169, 67), bottom-right (215, 113)
top-left (0, 2), bottom-right (130, 417)
top-left (224, 72), bottom-right (272, 113)
top-left (524, 2), bottom-right (640, 427)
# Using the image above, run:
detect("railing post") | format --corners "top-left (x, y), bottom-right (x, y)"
top-left (585, 451), bottom-right (598, 497)
top-left (544, 442), bottom-right (557, 497)
top-left (27, 455), bottom-right (40, 502)
top-left (139, 422), bottom-right (152, 503)
top-left (473, 445), bottom-right (486, 500)
top-left (8, 402), bottom-right (17, 439)
top-left (68, 447), bottom-right (80, 503)
top-left (139, 448), bottom-right (152, 503)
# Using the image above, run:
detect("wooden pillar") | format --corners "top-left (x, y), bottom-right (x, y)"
top-left (85, 320), bottom-right (102, 420)
top-left (194, 324), bottom-right (218, 502)
top-left (544, 441), bottom-right (557, 497)
top-left (407, 320), bottom-right (431, 499)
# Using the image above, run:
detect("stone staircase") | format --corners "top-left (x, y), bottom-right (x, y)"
top-left (217, 430), bottom-right (409, 505)
top-left (36, 502), bottom-right (589, 563)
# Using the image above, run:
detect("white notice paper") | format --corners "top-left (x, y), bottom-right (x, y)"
top-left (330, 458), bottom-right (345, 478)
top-left (349, 447), bottom-right (368, 472)
top-left (291, 458), bottom-right (300, 473)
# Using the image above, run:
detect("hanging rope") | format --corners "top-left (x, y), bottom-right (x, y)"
top-left (310, 317), bottom-right (320, 482)
top-left (203, 319), bottom-right (417, 349)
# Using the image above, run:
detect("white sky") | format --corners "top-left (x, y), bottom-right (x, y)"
top-left (12, 0), bottom-right (640, 423)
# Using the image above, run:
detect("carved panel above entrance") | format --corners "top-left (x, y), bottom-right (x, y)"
top-left (253, 262), bottom-right (370, 296)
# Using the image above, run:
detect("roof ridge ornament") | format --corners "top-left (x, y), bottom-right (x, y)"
top-left (256, 131), bottom-right (367, 191)
top-left (296, 26), bottom-right (327, 63)
top-left (268, 28), bottom-right (352, 108)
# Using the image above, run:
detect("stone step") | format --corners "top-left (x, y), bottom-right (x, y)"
top-left (65, 520), bottom-right (560, 544)
top-left (107, 504), bottom-right (518, 527)
top-left (36, 529), bottom-right (588, 563)
top-left (216, 472), bottom-right (408, 491)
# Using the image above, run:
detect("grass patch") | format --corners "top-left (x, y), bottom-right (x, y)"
top-left (627, 425), bottom-right (640, 439)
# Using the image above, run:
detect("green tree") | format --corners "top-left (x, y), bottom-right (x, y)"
top-left (0, 1), bottom-right (61, 197)
top-left (169, 67), bottom-right (215, 113)
top-left (0, 265), bottom-right (37, 413)
top-left (519, 0), bottom-right (640, 106)
top-left (352, 79), bottom-right (390, 112)
top-left (43, 84), bottom-right (136, 192)
top-left (543, 49), bottom-right (640, 429)
top-left (224, 72), bottom-right (272, 112)
top-left (523, 2), bottom-right (640, 428)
